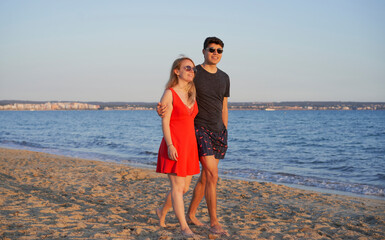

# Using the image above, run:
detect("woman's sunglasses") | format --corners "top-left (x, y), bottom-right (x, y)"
top-left (207, 47), bottom-right (223, 54)
top-left (184, 65), bottom-right (197, 73)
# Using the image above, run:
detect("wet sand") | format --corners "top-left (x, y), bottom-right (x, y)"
top-left (0, 148), bottom-right (384, 239)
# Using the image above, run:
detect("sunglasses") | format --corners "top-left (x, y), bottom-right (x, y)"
top-left (184, 65), bottom-right (197, 73)
top-left (207, 47), bottom-right (223, 54)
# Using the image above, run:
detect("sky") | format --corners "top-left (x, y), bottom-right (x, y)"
top-left (1, 0), bottom-right (384, 102)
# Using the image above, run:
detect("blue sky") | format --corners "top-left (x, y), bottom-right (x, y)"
top-left (1, 0), bottom-right (384, 102)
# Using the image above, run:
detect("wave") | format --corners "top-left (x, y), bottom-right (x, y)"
top-left (0, 140), bottom-right (46, 149)
top-left (219, 168), bottom-right (385, 197)
top-left (376, 173), bottom-right (385, 181)
top-left (143, 151), bottom-right (157, 156)
top-left (327, 165), bottom-right (355, 172)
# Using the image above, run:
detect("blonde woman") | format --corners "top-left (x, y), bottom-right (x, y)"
top-left (156, 57), bottom-right (200, 237)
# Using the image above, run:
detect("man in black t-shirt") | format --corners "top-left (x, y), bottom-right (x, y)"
top-left (157, 37), bottom-right (230, 236)
top-left (187, 37), bottom-right (230, 236)
top-left (194, 63), bottom-right (230, 134)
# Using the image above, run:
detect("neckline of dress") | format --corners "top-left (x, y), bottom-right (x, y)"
top-left (170, 88), bottom-right (195, 110)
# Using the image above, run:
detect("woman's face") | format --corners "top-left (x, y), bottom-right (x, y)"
top-left (175, 59), bottom-right (195, 83)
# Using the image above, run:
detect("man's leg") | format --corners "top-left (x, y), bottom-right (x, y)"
top-left (186, 161), bottom-right (207, 226)
top-left (200, 156), bottom-right (219, 225)
top-left (200, 155), bottom-right (227, 234)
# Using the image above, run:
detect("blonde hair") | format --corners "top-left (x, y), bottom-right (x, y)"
top-left (165, 57), bottom-right (196, 105)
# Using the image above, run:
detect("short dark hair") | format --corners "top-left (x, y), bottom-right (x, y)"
top-left (203, 37), bottom-right (224, 49)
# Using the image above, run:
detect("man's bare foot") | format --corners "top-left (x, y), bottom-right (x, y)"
top-left (209, 224), bottom-right (229, 236)
top-left (156, 208), bottom-right (166, 227)
top-left (186, 215), bottom-right (205, 227)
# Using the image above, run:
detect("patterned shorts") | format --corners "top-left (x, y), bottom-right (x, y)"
top-left (195, 126), bottom-right (228, 159)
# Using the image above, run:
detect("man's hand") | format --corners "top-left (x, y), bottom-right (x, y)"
top-left (156, 102), bottom-right (167, 118)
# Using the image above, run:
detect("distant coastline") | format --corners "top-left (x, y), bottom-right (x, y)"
top-left (0, 100), bottom-right (384, 111)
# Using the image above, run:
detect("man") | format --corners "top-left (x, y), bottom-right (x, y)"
top-left (158, 37), bottom-right (230, 235)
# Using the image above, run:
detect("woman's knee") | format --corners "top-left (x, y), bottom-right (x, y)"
top-left (172, 184), bottom-right (185, 194)
top-left (169, 175), bottom-right (186, 194)
top-left (183, 186), bottom-right (189, 195)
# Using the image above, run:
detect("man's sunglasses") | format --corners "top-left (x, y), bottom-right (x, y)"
top-left (207, 47), bottom-right (223, 54)
top-left (184, 65), bottom-right (197, 73)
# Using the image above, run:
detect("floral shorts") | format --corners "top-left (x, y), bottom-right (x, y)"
top-left (195, 126), bottom-right (228, 159)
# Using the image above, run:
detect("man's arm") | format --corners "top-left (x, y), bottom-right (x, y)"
top-left (222, 97), bottom-right (228, 129)
top-left (156, 101), bottom-right (167, 118)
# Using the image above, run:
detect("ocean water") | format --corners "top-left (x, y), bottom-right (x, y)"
top-left (0, 110), bottom-right (384, 198)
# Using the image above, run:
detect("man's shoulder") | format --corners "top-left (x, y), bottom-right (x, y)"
top-left (217, 67), bottom-right (230, 80)
top-left (195, 65), bottom-right (229, 80)
top-left (195, 65), bottom-right (205, 77)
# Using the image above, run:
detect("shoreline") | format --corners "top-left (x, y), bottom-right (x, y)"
top-left (1, 148), bottom-right (384, 239)
top-left (1, 145), bottom-right (383, 201)
top-left (220, 175), bottom-right (385, 201)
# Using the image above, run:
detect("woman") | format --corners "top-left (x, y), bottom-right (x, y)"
top-left (156, 57), bottom-right (200, 237)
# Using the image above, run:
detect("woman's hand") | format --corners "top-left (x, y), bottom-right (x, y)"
top-left (167, 145), bottom-right (178, 161)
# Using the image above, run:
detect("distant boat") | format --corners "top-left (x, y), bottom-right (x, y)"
top-left (265, 108), bottom-right (275, 111)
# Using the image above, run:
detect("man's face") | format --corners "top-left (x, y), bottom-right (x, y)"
top-left (203, 43), bottom-right (223, 65)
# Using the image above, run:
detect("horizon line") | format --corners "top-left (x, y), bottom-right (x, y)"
top-left (1, 100), bottom-right (385, 104)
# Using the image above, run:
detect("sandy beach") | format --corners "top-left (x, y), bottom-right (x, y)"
top-left (0, 148), bottom-right (384, 239)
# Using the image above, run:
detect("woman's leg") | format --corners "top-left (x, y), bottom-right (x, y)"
top-left (156, 175), bottom-right (193, 227)
top-left (183, 175), bottom-right (193, 194)
top-left (168, 174), bottom-right (193, 235)
top-left (157, 191), bottom-right (172, 227)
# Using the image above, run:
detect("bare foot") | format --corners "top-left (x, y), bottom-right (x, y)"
top-left (156, 208), bottom-right (166, 227)
top-left (181, 228), bottom-right (194, 238)
top-left (186, 215), bottom-right (205, 227)
top-left (209, 224), bottom-right (229, 236)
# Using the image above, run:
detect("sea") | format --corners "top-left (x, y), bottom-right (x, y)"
top-left (0, 110), bottom-right (384, 199)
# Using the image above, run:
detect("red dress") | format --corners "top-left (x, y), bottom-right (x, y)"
top-left (156, 88), bottom-right (200, 177)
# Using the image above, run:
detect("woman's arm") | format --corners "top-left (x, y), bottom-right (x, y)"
top-left (160, 90), bottom-right (178, 160)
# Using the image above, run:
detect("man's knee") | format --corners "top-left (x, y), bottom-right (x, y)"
top-left (201, 156), bottom-right (219, 183)
top-left (204, 168), bottom-right (218, 183)
top-left (198, 171), bottom-right (207, 185)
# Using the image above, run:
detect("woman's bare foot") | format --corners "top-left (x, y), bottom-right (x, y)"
top-left (181, 228), bottom-right (194, 238)
top-left (156, 207), bottom-right (166, 227)
top-left (186, 215), bottom-right (205, 227)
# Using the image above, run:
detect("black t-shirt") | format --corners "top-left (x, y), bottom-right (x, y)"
top-left (194, 65), bottom-right (230, 133)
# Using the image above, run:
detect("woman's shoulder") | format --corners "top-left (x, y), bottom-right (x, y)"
top-left (164, 88), bottom-right (174, 96)
top-left (161, 89), bottom-right (173, 104)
